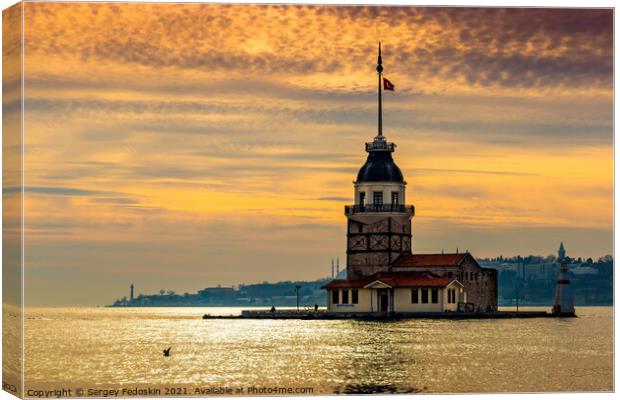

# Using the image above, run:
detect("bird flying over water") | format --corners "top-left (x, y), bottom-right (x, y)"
top-left (163, 347), bottom-right (171, 357)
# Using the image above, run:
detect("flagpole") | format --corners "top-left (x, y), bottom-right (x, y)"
top-left (377, 42), bottom-right (383, 137)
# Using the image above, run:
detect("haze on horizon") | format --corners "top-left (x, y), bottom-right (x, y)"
top-left (4, 4), bottom-right (612, 306)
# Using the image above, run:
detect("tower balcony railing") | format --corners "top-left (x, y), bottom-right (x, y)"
top-left (345, 204), bottom-right (415, 215)
top-left (365, 141), bottom-right (395, 152)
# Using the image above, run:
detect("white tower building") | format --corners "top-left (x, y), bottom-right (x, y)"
top-left (552, 242), bottom-right (575, 316)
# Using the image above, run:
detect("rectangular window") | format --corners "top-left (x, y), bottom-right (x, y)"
top-left (448, 289), bottom-right (452, 304)
top-left (391, 191), bottom-right (399, 205)
top-left (332, 289), bottom-right (339, 304)
top-left (431, 289), bottom-right (439, 303)
top-left (373, 191), bottom-right (383, 205)
top-left (342, 289), bottom-right (349, 304)
top-left (421, 289), bottom-right (429, 303)
top-left (351, 289), bottom-right (359, 304)
top-left (411, 289), bottom-right (418, 304)
top-left (359, 192), bottom-right (366, 206)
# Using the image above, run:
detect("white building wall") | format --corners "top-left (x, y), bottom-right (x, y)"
top-left (327, 288), bottom-right (374, 312)
top-left (393, 287), bottom-right (444, 312)
top-left (328, 283), bottom-right (465, 313)
top-left (354, 182), bottom-right (405, 205)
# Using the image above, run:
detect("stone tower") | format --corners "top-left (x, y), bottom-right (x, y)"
top-left (552, 242), bottom-right (575, 316)
top-left (345, 44), bottom-right (415, 279)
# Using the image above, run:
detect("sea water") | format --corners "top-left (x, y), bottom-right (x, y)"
top-left (5, 306), bottom-right (613, 395)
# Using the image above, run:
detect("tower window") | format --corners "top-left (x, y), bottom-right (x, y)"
top-left (373, 191), bottom-right (383, 205)
top-left (391, 191), bottom-right (399, 205)
top-left (359, 191), bottom-right (366, 206)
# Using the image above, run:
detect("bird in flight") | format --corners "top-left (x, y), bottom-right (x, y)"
top-left (163, 347), bottom-right (171, 357)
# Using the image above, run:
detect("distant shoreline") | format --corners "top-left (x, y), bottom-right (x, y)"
top-left (105, 303), bottom-right (613, 308)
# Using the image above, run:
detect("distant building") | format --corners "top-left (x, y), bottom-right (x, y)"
top-left (322, 45), bottom-right (498, 314)
top-left (570, 266), bottom-right (598, 275)
top-left (558, 241), bottom-right (566, 261)
top-left (198, 287), bottom-right (237, 304)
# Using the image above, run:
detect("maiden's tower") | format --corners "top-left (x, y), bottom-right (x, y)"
top-left (323, 45), bottom-right (498, 314)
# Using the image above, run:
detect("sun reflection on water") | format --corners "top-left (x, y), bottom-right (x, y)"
top-left (17, 306), bottom-right (613, 394)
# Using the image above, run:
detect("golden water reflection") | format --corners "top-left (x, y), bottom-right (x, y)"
top-left (22, 307), bottom-right (612, 394)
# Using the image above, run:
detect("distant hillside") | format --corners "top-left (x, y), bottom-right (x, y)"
top-left (110, 255), bottom-right (612, 307)
top-left (110, 278), bottom-right (332, 307)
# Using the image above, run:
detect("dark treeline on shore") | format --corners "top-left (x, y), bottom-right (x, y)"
top-left (110, 254), bottom-right (613, 308)
top-left (481, 254), bottom-right (613, 306)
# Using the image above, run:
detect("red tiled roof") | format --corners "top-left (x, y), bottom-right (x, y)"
top-left (393, 253), bottom-right (470, 268)
top-left (369, 275), bottom-right (456, 288)
top-left (322, 271), bottom-right (460, 289)
top-left (322, 277), bottom-right (373, 289)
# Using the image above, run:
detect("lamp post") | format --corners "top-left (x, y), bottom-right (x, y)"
top-left (295, 285), bottom-right (301, 311)
top-left (515, 288), bottom-right (519, 312)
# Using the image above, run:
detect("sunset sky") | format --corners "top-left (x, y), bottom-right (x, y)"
top-left (10, 3), bottom-right (613, 305)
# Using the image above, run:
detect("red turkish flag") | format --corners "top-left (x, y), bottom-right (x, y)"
top-left (383, 78), bottom-right (395, 91)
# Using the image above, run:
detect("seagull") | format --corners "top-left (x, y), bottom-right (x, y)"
top-left (163, 347), bottom-right (171, 357)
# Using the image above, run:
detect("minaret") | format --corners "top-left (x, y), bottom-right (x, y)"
top-left (552, 242), bottom-right (575, 316)
top-left (331, 258), bottom-right (335, 278)
top-left (130, 283), bottom-right (134, 303)
top-left (336, 258), bottom-right (340, 276)
top-left (344, 44), bottom-right (415, 279)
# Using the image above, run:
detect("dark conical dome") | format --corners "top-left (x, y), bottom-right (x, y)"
top-left (356, 150), bottom-right (404, 183)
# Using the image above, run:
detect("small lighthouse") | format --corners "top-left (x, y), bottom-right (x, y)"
top-left (130, 283), bottom-right (135, 304)
top-left (552, 242), bottom-right (575, 316)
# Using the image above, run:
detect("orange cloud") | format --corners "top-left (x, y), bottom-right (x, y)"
top-left (11, 3), bottom-right (613, 305)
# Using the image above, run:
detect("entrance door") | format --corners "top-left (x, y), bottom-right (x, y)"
top-left (379, 291), bottom-right (389, 312)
